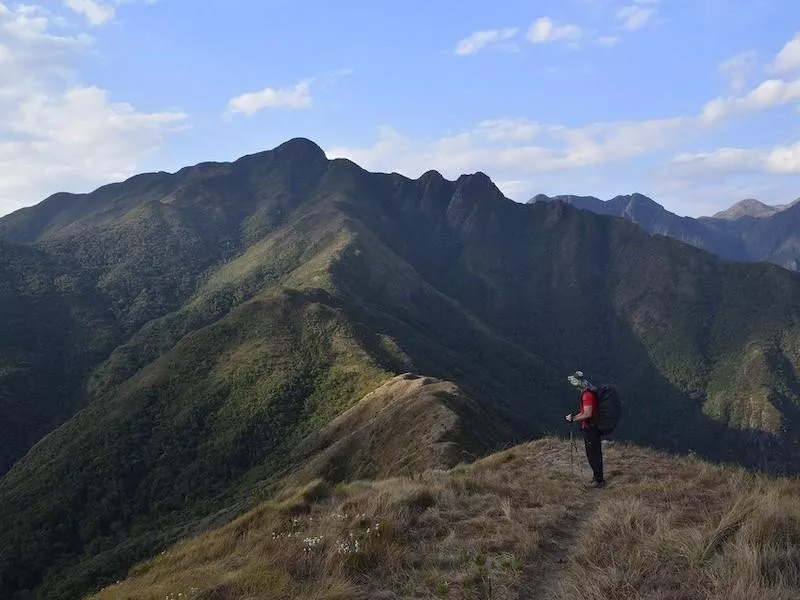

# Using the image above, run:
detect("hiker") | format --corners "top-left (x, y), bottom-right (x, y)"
top-left (565, 371), bottom-right (605, 488)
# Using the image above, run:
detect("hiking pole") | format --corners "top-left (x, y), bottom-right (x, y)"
top-left (569, 423), bottom-right (583, 480)
top-left (569, 426), bottom-right (574, 477)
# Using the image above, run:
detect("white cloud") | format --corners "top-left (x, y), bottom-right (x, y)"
top-left (62, 0), bottom-right (160, 26)
top-left (327, 26), bottom-right (800, 216)
top-left (555, 116), bottom-right (692, 165)
top-left (0, 3), bottom-right (89, 100)
top-left (772, 33), bottom-right (800, 73)
top-left (330, 30), bottom-right (800, 211)
top-left (327, 126), bottom-right (541, 177)
top-left (474, 118), bottom-right (540, 141)
top-left (64, 0), bottom-right (115, 26)
top-left (495, 179), bottom-right (533, 199)
top-left (0, 3), bottom-right (89, 78)
top-left (702, 34), bottom-right (800, 122)
top-left (719, 51), bottom-right (757, 93)
top-left (702, 78), bottom-right (800, 122)
top-left (664, 142), bottom-right (800, 185)
top-left (527, 17), bottom-right (583, 43)
top-left (5, 86), bottom-right (184, 172)
top-left (325, 114), bottom-right (695, 184)
top-left (11, 86), bottom-right (186, 141)
top-left (0, 87), bottom-right (187, 214)
top-left (616, 5), bottom-right (657, 31)
top-left (0, 3), bottom-right (188, 215)
top-left (226, 80), bottom-right (312, 116)
top-left (455, 28), bottom-right (518, 55)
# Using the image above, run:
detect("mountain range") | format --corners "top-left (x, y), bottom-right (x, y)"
top-left (529, 193), bottom-right (800, 271)
top-left (1, 138), bottom-right (800, 599)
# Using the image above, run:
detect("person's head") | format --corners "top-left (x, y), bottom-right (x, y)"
top-left (567, 370), bottom-right (594, 392)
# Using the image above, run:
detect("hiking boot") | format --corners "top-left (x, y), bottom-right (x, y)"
top-left (585, 479), bottom-right (605, 489)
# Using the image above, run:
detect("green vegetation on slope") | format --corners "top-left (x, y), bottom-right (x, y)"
top-left (0, 241), bottom-right (119, 475)
top-left (0, 289), bottom-right (392, 600)
top-left (325, 169), bottom-right (800, 469)
top-left (1, 138), bottom-right (800, 599)
top-left (0, 140), bottom-right (332, 474)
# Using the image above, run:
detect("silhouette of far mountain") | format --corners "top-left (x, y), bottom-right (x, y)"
top-left (530, 192), bottom-right (800, 270)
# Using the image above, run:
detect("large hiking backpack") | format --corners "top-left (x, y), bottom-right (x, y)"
top-left (593, 384), bottom-right (621, 435)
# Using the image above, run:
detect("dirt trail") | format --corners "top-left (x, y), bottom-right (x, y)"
top-left (518, 443), bottom-right (605, 600)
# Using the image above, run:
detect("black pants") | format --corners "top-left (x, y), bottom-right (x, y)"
top-left (583, 425), bottom-right (604, 482)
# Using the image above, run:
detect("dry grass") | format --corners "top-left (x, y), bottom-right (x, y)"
top-left (89, 439), bottom-right (582, 600)
top-left (553, 446), bottom-right (800, 600)
top-left (88, 439), bottom-right (800, 600)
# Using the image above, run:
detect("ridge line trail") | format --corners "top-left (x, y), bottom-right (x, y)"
top-left (517, 442), bottom-right (607, 600)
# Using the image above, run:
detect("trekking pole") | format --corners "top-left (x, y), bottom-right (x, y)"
top-left (569, 426), bottom-right (574, 477)
top-left (569, 424), bottom-right (583, 480)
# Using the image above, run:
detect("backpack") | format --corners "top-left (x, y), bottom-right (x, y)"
top-left (593, 384), bottom-right (621, 435)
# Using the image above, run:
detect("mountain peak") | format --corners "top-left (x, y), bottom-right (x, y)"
top-left (528, 193), bottom-right (552, 204)
top-left (712, 198), bottom-right (783, 220)
top-left (605, 193), bottom-right (666, 222)
top-left (420, 169), bottom-right (443, 178)
top-left (274, 137), bottom-right (327, 157)
top-left (455, 171), bottom-right (506, 200)
top-left (234, 137), bottom-right (328, 169)
top-left (444, 172), bottom-right (510, 229)
top-left (609, 192), bottom-right (660, 206)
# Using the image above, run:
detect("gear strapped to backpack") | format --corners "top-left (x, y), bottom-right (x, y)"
top-left (593, 384), bottom-right (621, 435)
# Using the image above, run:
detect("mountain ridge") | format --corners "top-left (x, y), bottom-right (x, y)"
top-left (529, 191), bottom-right (800, 270)
top-left (1, 137), bottom-right (800, 598)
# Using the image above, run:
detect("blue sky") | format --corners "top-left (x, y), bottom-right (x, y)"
top-left (0, 0), bottom-right (798, 217)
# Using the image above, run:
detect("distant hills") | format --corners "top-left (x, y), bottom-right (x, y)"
top-left (1, 138), bottom-right (800, 599)
top-left (529, 193), bottom-right (800, 271)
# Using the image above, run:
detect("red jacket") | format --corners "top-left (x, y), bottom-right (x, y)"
top-left (579, 390), bottom-right (598, 430)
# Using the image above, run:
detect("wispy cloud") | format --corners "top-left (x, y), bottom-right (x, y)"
top-left (474, 118), bottom-right (540, 142)
top-left (527, 17), bottom-right (583, 43)
top-left (63, 0), bottom-right (159, 26)
top-left (703, 32), bottom-right (800, 122)
top-left (772, 33), bottom-right (800, 74)
top-left (0, 2), bottom-right (188, 215)
top-left (325, 115), bottom-right (694, 186)
top-left (327, 31), bottom-right (800, 206)
top-left (63, 0), bottom-right (115, 26)
top-left (719, 51), bottom-right (758, 93)
top-left (702, 78), bottom-right (800, 122)
top-left (663, 142), bottom-right (800, 185)
top-left (455, 28), bottom-right (518, 55)
top-left (226, 80), bottom-right (313, 117)
top-left (616, 1), bottom-right (659, 31)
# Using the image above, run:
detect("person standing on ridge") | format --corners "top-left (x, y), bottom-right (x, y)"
top-left (565, 371), bottom-right (605, 488)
